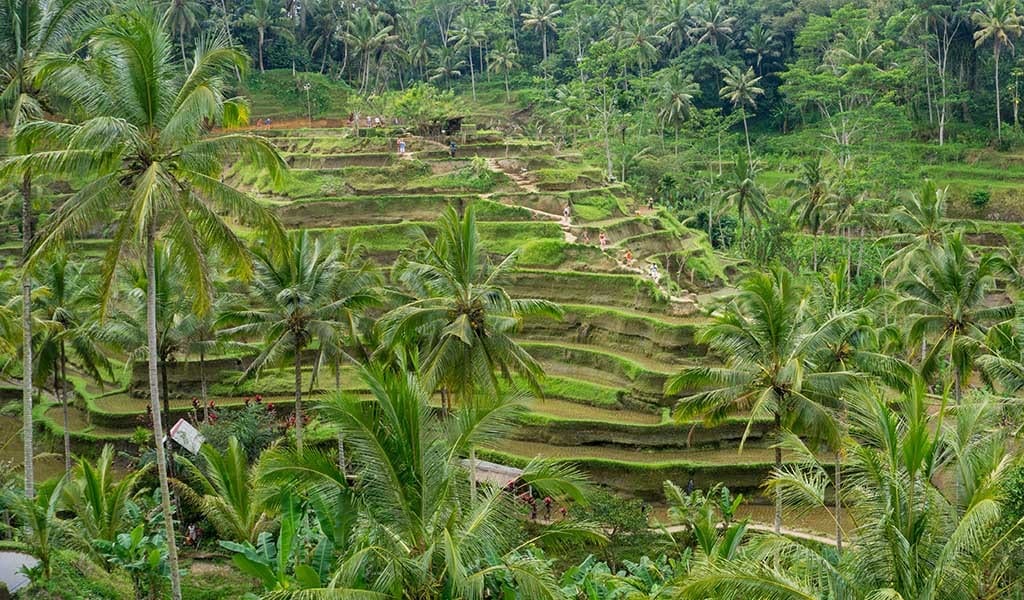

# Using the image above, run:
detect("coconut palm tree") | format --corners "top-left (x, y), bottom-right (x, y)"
top-left (688, 0), bottom-right (735, 55)
top-left (343, 6), bottom-right (393, 93)
top-left (257, 367), bottom-right (597, 598)
top-left (786, 159), bottom-right (833, 271)
top-left (488, 39), bottom-right (520, 102)
top-left (720, 152), bottom-right (768, 242)
top-left (656, 0), bottom-right (694, 54)
top-left (163, 0), bottom-right (206, 68)
top-left (719, 65), bottom-right (763, 159)
top-left (896, 232), bottom-right (1014, 403)
top-left (177, 436), bottom-right (267, 544)
top-left (244, 0), bottom-right (285, 73)
top-left (61, 445), bottom-right (149, 567)
top-left (522, 1), bottom-right (562, 62)
top-left (973, 0), bottom-right (1023, 139)
top-left (32, 254), bottom-right (112, 473)
top-left (0, 0), bottom-right (101, 500)
top-left (745, 23), bottom-right (777, 76)
top-left (428, 45), bottom-right (467, 89)
top-left (680, 381), bottom-right (1017, 600)
top-left (452, 10), bottom-right (487, 101)
top-left (379, 205), bottom-right (562, 411)
top-left (616, 15), bottom-right (665, 76)
top-left (656, 71), bottom-right (700, 153)
top-left (665, 266), bottom-right (860, 534)
top-left (221, 231), bottom-right (365, 456)
top-left (884, 179), bottom-right (954, 275)
top-left (5, 12), bottom-right (287, 598)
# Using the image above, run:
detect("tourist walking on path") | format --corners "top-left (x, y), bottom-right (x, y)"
top-left (599, 231), bottom-right (608, 250)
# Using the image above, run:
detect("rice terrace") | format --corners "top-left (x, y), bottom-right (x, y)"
top-left (2, 0), bottom-right (1024, 598)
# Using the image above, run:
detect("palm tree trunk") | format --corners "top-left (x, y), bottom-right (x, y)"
top-left (160, 359), bottom-right (176, 478)
top-left (258, 27), bottom-right (265, 73)
top-left (60, 342), bottom-right (71, 474)
top-left (774, 412), bottom-right (782, 534)
top-left (468, 48), bottom-right (476, 101)
top-left (145, 220), bottom-right (182, 600)
top-left (742, 111), bottom-right (752, 160)
top-left (812, 231), bottom-right (818, 271)
top-left (294, 344), bottom-right (303, 455)
top-left (834, 449), bottom-right (842, 551)
top-left (335, 358), bottom-right (344, 471)
top-left (199, 347), bottom-right (208, 422)
top-left (470, 446), bottom-right (478, 504)
top-left (21, 171), bottom-right (33, 499)
top-left (505, 71), bottom-right (510, 102)
top-left (180, 30), bottom-right (188, 71)
top-left (542, 31), bottom-right (548, 62)
top-left (995, 43), bottom-right (1002, 139)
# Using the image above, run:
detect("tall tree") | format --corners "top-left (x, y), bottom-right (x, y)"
top-left (488, 39), bottom-right (520, 102)
top-left (0, 0), bottom-right (99, 500)
top-left (380, 205), bottom-right (562, 411)
top-left (656, 0), bottom-right (693, 54)
top-left (719, 65), bottom-right (764, 159)
top-left (973, 0), bottom-right (1022, 139)
top-left (163, 0), bottom-right (206, 68)
top-left (666, 267), bottom-right (858, 533)
top-left (786, 159), bottom-right (833, 270)
top-left (897, 232), bottom-right (1014, 403)
top-left (244, 0), bottom-right (284, 73)
top-left (452, 10), bottom-right (487, 101)
top-left (33, 255), bottom-right (112, 473)
top-left (6, 11), bottom-right (287, 598)
top-left (522, 1), bottom-right (562, 62)
top-left (222, 231), bottom-right (362, 455)
top-left (721, 152), bottom-right (768, 242)
top-left (656, 71), bottom-right (699, 153)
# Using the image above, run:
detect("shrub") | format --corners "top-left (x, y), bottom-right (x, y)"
top-left (969, 189), bottom-right (991, 208)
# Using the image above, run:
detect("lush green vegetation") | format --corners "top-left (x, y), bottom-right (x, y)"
top-left (5, 0), bottom-right (1024, 598)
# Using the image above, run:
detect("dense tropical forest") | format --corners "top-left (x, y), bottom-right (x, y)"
top-left (4, 0), bottom-right (1024, 598)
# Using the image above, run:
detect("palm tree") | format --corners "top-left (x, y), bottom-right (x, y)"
top-left (616, 16), bottom-right (665, 76)
top-left (100, 244), bottom-right (200, 442)
top-left (745, 23), bottom-right (776, 75)
top-left (681, 382), bottom-right (1017, 599)
top-left (163, 0), bottom-right (206, 68)
top-left (428, 45), bottom-right (467, 89)
top-left (5, 476), bottom-right (66, 579)
top-left (244, 0), bottom-right (283, 73)
top-left (6, 13), bottom-right (287, 598)
top-left (33, 254), bottom-right (112, 473)
top-left (665, 267), bottom-right (859, 534)
top-left (656, 0), bottom-right (693, 54)
top-left (379, 205), bottom-right (562, 410)
top-left (884, 180), bottom-right (954, 274)
top-left (688, 0), bottom-right (735, 55)
top-left (0, 0), bottom-right (100, 500)
top-left (61, 445), bottom-right (149, 567)
top-left (452, 10), bottom-right (487, 101)
top-left (786, 159), bottom-right (833, 271)
top-left (719, 65), bottom-right (764, 159)
top-left (720, 153), bottom-right (768, 242)
top-left (177, 437), bottom-right (267, 544)
top-left (221, 231), bottom-right (355, 456)
top-left (973, 0), bottom-right (1023, 139)
top-left (488, 39), bottom-right (520, 102)
top-left (656, 71), bottom-right (700, 153)
top-left (522, 1), bottom-right (562, 62)
top-left (257, 367), bottom-right (596, 597)
top-left (896, 232), bottom-right (1014, 403)
top-left (343, 7), bottom-right (393, 93)
top-left (305, 0), bottom-right (343, 73)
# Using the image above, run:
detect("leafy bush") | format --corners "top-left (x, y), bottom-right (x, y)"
top-left (199, 404), bottom-right (282, 462)
top-left (969, 188), bottom-right (991, 208)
